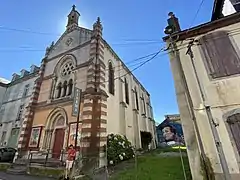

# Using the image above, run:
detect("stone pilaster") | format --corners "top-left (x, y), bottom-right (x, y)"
top-left (81, 17), bottom-right (108, 167)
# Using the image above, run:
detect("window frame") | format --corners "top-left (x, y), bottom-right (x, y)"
top-left (16, 104), bottom-right (24, 121)
top-left (108, 61), bottom-right (115, 95)
top-left (199, 31), bottom-right (240, 80)
top-left (22, 84), bottom-right (30, 97)
top-left (124, 78), bottom-right (129, 105)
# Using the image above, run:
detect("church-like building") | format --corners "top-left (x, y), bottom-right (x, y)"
top-left (1, 5), bottom-right (156, 166)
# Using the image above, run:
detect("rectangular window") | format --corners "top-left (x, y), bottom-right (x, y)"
top-left (0, 106), bottom-right (5, 121)
top-left (1, 131), bottom-right (6, 145)
top-left (16, 105), bottom-right (24, 121)
top-left (135, 87), bottom-right (139, 110)
top-left (141, 95), bottom-right (146, 115)
top-left (199, 31), bottom-right (240, 79)
top-left (23, 84), bottom-right (30, 97)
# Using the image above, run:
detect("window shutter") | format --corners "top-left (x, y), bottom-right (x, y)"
top-left (199, 31), bottom-right (240, 78)
top-left (216, 31), bottom-right (240, 75)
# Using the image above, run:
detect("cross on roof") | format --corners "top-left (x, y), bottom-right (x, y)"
top-left (72, 5), bottom-right (76, 10)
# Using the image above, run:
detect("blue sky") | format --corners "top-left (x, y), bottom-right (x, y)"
top-left (0, 0), bottom-right (214, 123)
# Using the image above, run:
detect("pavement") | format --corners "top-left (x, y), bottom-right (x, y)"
top-left (0, 172), bottom-right (55, 180)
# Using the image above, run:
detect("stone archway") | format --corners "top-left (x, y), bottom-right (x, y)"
top-left (43, 107), bottom-right (68, 159)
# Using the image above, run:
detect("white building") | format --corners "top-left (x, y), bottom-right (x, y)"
top-left (0, 65), bottom-right (39, 148)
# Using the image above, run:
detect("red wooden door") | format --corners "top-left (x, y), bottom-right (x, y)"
top-left (52, 129), bottom-right (65, 159)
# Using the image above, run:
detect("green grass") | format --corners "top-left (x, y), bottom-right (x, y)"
top-left (110, 149), bottom-right (192, 180)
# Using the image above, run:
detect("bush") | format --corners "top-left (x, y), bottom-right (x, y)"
top-left (107, 134), bottom-right (134, 166)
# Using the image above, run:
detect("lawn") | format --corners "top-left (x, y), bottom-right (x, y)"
top-left (110, 148), bottom-right (192, 180)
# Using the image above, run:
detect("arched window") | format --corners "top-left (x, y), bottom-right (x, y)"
top-left (53, 56), bottom-right (75, 99)
top-left (56, 82), bottom-right (62, 98)
top-left (124, 78), bottom-right (129, 104)
top-left (68, 79), bottom-right (73, 96)
top-left (108, 62), bottom-right (114, 95)
top-left (62, 81), bottom-right (67, 97)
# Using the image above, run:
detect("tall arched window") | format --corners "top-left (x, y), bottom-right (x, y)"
top-left (68, 79), bottom-right (73, 96)
top-left (53, 55), bottom-right (75, 99)
top-left (124, 78), bottom-right (129, 104)
top-left (56, 82), bottom-right (62, 98)
top-left (108, 62), bottom-right (115, 95)
top-left (62, 81), bottom-right (67, 97)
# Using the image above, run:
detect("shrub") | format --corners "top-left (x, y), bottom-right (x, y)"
top-left (107, 134), bottom-right (134, 166)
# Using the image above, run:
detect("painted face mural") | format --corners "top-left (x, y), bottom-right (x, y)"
top-left (162, 126), bottom-right (175, 141)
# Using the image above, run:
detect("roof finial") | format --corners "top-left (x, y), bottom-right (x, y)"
top-left (97, 17), bottom-right (101, 23)
top-left (72, 4), bottom-right (76, 11)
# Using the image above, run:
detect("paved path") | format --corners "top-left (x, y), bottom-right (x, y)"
top-left (0, 172), bottom-right (55, 180)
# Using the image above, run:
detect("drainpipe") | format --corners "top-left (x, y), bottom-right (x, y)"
top-left (186, 40), bottom-right (231, 180)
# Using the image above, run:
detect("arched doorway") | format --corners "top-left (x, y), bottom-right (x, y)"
top-left (44, 107), bottom-right (67, 159)
top-left (52, 117), bottom-right (65, 158)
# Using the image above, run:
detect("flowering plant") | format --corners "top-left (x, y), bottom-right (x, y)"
top-left (107, 134), bottom-right (134, 166)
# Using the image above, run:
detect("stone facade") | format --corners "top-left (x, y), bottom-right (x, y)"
top-left (8, 6), bottom-right (157, 167)
top-left (164, 12), bottom-right (240, 180)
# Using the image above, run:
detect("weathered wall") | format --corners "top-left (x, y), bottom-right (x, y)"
top-left (0, 75), bottom-right (38, 147)
top-left (175, 22), bottom-right (240, 179)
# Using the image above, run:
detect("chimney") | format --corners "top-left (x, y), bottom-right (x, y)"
top-left (20, 69), bottom-right (30, 77)
top-left (167, 12), bottom-right (181, 33)
top-left (12, 73), bottom-right (20, 81)
top-left (30, 65), bottom-right (40, 73)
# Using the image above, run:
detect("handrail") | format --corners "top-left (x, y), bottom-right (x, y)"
top-left (27, 150), bottom-right (105, 167)
top-left (28, 149), bottom-right (67, 167)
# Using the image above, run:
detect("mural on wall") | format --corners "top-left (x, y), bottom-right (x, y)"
top-left (156, 115), bottom-right (185, 146)
top-left (68, 123), bottom-right (82, 147)
top-left (29, 127), bottom-right (42, 147)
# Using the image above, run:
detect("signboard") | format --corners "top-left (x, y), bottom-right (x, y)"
top-left (72, 87), bottom-right (82, 117)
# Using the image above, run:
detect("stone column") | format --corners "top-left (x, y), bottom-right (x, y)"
top-left (49, 77), bottom-right (57, 99)
top-left (66, 84), bottom-right (70, 96)
top-left (54, 87), bottom-right (59, 99)
top-left (61, 86), bottom-right (65, 97)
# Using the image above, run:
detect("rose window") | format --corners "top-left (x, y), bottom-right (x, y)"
top-left (61, 62), bottom-right (74, 77)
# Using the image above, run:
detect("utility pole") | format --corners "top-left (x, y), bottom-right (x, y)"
top-left (186, 40), bottom-right (231, 180)
top-left (168, 35), bottom-right (211, 180)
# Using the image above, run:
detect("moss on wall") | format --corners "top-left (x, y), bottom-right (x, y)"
top-left (200, 154), bottom-right (215, 180)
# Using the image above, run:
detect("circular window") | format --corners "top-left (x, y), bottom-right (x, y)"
top-left (60, 61), bottom-right (74, 77)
